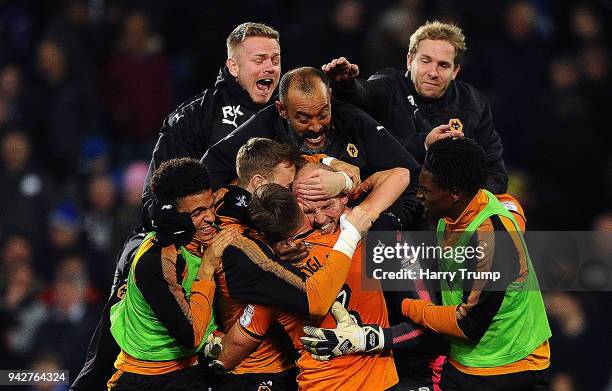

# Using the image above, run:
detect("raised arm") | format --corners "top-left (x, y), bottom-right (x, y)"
top-left (358, 167), bottom-right (410, 222)
top-left (322, 57), bottom-right (393, 116)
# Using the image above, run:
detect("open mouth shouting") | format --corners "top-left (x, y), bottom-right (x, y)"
top-left (256, 78), bottom-right (274, 93)
top-left (304, 133), bottom-right (326, 149)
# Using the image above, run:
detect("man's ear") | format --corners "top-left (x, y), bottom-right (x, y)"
top-left (275, 101), bottom-right (287, 119)
top-left (407, 54), bottom-right (414, 72)
top-left (250, 174), bottom-right (267, 191)
top-left (340, 195), bottom-right (349, 206)
top-left (227, 57), bottom-right (239, 78)
top-left (450, 189), bottom-right (464, 204)
top-left (451, 63), bottom-right (461, 80)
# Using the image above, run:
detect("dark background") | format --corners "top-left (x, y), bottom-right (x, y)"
top-left (0, 0), bottom-right (610, 390)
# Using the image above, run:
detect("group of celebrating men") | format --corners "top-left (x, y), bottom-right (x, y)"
top-left (69, 20), bottom-right (551, 391)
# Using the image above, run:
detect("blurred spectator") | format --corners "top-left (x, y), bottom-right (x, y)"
top-left (0, 1), bottom-right (37, 65)
top-left (363, 6), bottom-right (421, 75)
top-left (531, 55), bottom-right (605, 229)
top-left (46, 0), bottom-right (102, 91)
top-left (82, 173), bottom-right (119, 290)
top-left (0, 64), bottom-right (25, 131)
top-left (0, 131), bottom-right (54, 243)
top-left (46, 201), bottom-right (84, 279)
top-left (1, 233), bottom-right (34, 291)
top-left (104, 11), bottom-right (173, 162)
top-left (82, 174), bottom-right (116, 255)
top-left (34, 255), bottom-right (99, 379)
top-left (112, 160), bottom-right (148, 253)
top-left (317, 0), bottom-right (367, 68)
top-left (1, 258), bottom-right (47, 362)
top-left (0, 308), bottom-right (24, 371)
top-left (593, 212), bottom-right (612, 259)
top-left (484, 0), bottom-right (550, 167)
top-left (592, 213), bottom-right (612, 391)
top-left (79, 136), bottom-right (111, 177)
top-left (545, 292), bottom-right (611, 391)
top-left (28, 354), bottom-right (69, 391)
top-left (24, 38), bottom-right (101, 179)
top-left (580, 44), bottom-right (612, 125)
top-left (570, 3), bottom-right (604, 47)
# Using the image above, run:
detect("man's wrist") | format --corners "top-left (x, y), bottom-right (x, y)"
top-left (339, 171), bottom-right (353, 194)
top-left (321, 157), bottom-right (336, 166)
top-left (334, 214), bottom-right (361, 258)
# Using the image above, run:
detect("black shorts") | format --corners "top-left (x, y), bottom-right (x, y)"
top-left (109, 365), bottom-right (209, 391)
top-left (440, 361), bottom-right (550, 391)
top-left (212, 368), bottom-right (298, 391)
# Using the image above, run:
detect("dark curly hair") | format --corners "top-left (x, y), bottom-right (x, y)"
top-left (423, 137), bottom-right (487, 197)
top-left (151, 158), bottom-right (211, 202)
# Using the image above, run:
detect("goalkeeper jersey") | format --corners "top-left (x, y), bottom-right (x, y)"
top-left (239, 229), bottom-right (399, 391)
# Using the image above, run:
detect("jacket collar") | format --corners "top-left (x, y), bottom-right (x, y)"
top-left (216, 184), bottom-right (252, 224)
top-left (443, 189), bottom-right (488, 231)
top-left (404, 70), bottom-right (456, 107)
top-left (215, 66), bottom-right (275, 111)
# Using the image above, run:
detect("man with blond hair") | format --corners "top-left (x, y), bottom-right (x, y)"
top-left (143, 22), bottom-right (281, 203)
top-left (321, 21), bottom-right (508, 390)
top-left (322, 21), bottom-right (507, 194)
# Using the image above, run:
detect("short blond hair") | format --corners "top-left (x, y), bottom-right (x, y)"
top-left (408, 21), bottom-right (467, 65)
top-left (226, 22), bottom-right (279, 57)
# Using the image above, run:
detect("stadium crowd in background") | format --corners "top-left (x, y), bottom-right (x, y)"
top-left (0, 1), bottom-right (611, 390)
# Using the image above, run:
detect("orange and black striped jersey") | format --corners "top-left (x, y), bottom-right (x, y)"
top-left (213, 184), bottom-right (356, 317)
top-left (239, 229), bottom-right (399, 391)
top-left (213, 185), bottom-right (295, 375)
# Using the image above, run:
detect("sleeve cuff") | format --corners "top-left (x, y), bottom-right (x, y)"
top-left (382, 327), bottom-right (394, 350)
top-left (333, 213), bottom-right (361, 258)
top-left (321, 157), bottom-right (336, 166)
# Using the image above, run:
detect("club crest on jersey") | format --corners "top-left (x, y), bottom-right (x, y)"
top-left (448, 118), bottom-right (463, 132)
top-left (240, 304), bottom-right (255, 328)
top-left (235, 195), bottom-right (248, 208)
top-left (347, 143), bottom-right (358, 158)
top-left (117, 283), bottom-right (128, 300)
top-left (257, 381), bottom-right (273, 391)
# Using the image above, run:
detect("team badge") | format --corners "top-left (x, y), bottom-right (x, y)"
top-left (347, 143), bottom-right (359, 158)
top-left (448, 118), bottom-right (463, 132)
top-left (117, 283), bottom-right (128, 300)
top-left (240, 304), bottom-right (255, 328)
top-left (235, 195), bottom-right (248, 208)
top-left (257, 381), bottom-right (272, 391)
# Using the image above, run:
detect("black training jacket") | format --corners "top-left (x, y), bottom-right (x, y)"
top-left (203, 99), bottom-right (422, 228)
top-left (332, 69), bottom-right (508, 194)
top-left (142, 66), bottom-right (270, 204)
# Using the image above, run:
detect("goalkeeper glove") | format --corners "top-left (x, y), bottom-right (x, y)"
top-left (300, 301), bottom-right (384, 361)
